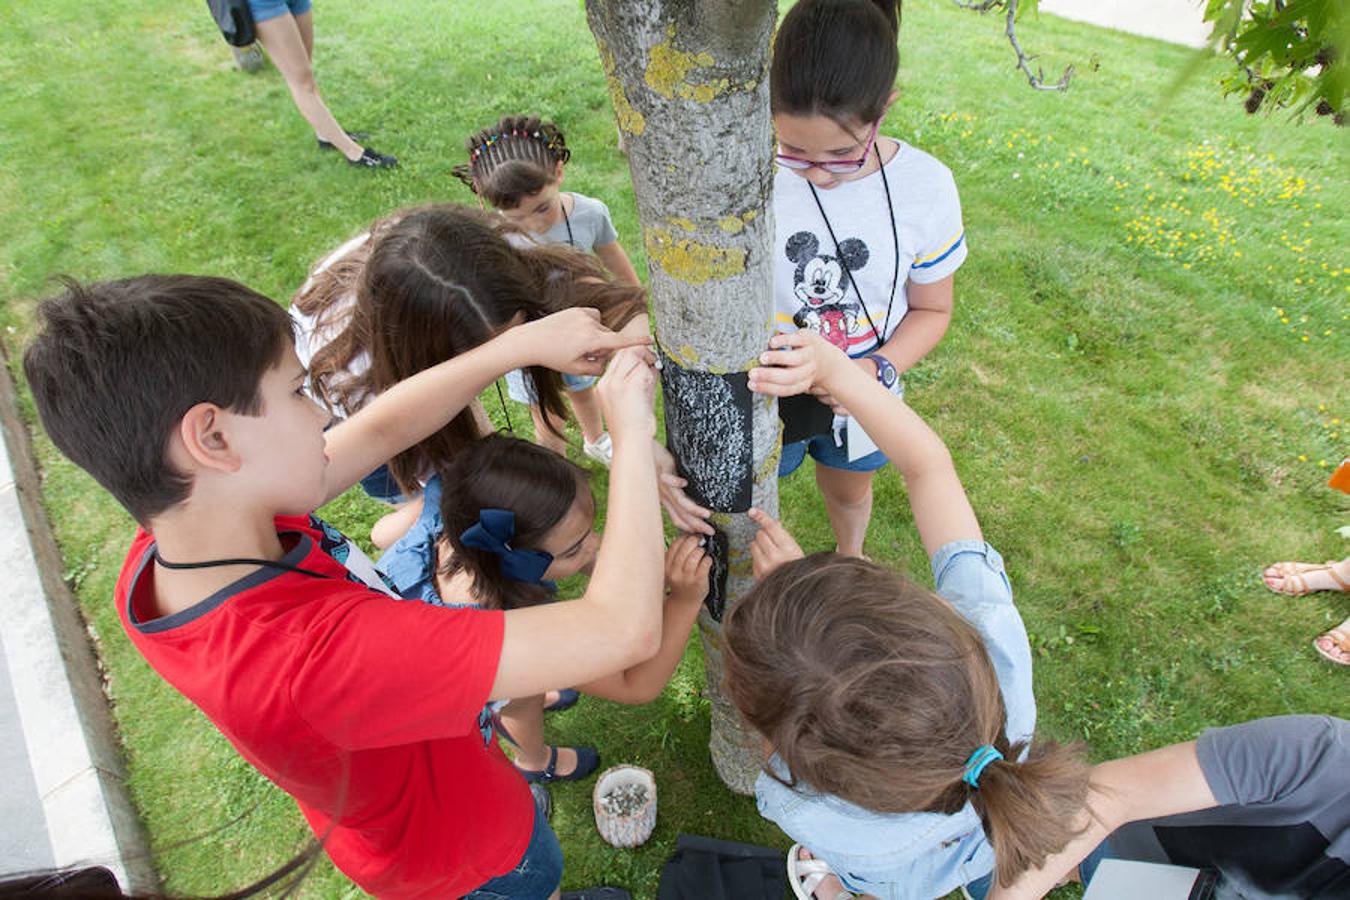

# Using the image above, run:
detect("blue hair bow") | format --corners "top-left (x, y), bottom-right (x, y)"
top-left (460, 508), bottom-right (554, 585)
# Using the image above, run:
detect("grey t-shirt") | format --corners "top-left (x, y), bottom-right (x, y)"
top-left (1108, 715), bottom-right (1349, 898)
top-left (534, 192), bottom-right (618, 253)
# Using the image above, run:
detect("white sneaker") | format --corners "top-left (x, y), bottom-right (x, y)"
top-left (582, 432), bottom-right (613, 467)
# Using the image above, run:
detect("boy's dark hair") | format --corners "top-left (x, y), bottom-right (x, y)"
top-left (438, 434), bottom-right (590, 610)
top-left (293, 203), bottom-right (645, 493)
top-left (772, 0), bottom-right (900, 130)
top-left (722, 554), bottom-right (1091, 887)
top-left (451, 114), bottom-right (571, 210)
top-left (23, 275), bottom-right (293, 525)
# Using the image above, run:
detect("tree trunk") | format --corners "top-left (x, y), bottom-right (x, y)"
top-left (586, 0), bottom-right (778, 795)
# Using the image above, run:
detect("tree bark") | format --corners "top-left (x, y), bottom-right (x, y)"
top-left (586, 0), bottom-right (778, 795)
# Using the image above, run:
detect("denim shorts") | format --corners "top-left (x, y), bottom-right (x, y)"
top-left (246, 0), bottom-right (312, 22)
top-left (358, 462), bottom-right (407, 505)
top-left (778, 429), bottom-right (889, 477)
top-left (462, 805), bottom-right (563, 900)
top-left (505, 368), bottom-right (598, 404)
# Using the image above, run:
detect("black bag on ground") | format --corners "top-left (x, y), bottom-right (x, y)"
top-left (206, 0), bottom-right (255, 46)
top-left (657, 833), bottom-right (789, 900)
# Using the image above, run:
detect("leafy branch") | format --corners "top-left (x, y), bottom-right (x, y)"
top-left (1201, 0), bottom-right (1346, 123)
top-left (954, 0), bottom-right (1075, 91)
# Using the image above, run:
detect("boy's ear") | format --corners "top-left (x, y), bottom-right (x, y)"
top-left (884, 88), bottom-right (899, 113)
top-left (176, 403), bottom-right (242, 474)
top-left (553, 160), bottom-right (565, 183)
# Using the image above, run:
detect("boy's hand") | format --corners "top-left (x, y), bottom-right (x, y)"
top-left (653, 442), bottom-right (714, 535)
top-left (597, 345), bottom-right (657, 440)
top-left (665, 534), bottom-right (712, 605)
top-left (515, 308), bottom-right (652, 376)
top-left (748, 330), bottom-right (851, 405)
top-left (748, 507), bottom-right (805, 579)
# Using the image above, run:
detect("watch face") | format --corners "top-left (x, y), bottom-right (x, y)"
top-left (881, 368), bottom-right (898, 389)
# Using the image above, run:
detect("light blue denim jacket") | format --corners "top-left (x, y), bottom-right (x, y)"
top-left (754, 540), bottom-right (1036, 900)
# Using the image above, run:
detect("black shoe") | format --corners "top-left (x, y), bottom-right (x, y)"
top-left (348, 147), bottom-right (398, 169)
top-left (316, 130), bottom-right (370, 151)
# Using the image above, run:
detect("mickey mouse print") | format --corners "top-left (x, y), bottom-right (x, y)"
top-left (772, 140), bottom-right (969, 358)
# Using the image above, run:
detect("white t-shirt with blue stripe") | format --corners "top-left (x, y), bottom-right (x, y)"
top-left (773, 139), bottom-right (967, 357)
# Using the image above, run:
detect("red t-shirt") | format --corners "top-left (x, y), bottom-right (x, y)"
top-left (116, 515), bottom-right (534, 898)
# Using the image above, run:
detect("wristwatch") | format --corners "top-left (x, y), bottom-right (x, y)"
top-left (868, 353), bottom-right (899, 392)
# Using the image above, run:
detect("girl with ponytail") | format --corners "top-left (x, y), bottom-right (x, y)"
top-left (728, 329), bottom-right (1089, 899)
top-left (770, 0), bottom-right (969, 559)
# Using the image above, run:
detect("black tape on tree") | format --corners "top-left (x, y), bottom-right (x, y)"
top-left (658, 347), bottom-right (754, 513)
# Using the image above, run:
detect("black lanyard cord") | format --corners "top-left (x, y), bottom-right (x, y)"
top-left (562, 198), bottom-right (575, 248)
top-left (153, 549), bottom-right (331, 581)
top-left (806, 143), bottom-right (901, 348)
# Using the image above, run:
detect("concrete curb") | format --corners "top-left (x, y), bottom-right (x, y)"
top-left (0, 358), bottom-right (158, 894)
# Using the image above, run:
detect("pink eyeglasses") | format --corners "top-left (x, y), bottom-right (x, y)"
top-left (775, 118), bottom-right (881, 174)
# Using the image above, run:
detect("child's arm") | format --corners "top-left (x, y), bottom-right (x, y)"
top-left (987, 742), bottom-right (1216, 900)
top-left (575, 534), bottom-right (710, 704)
top-left (490, 347), bottom-right (667, 700)
top-left (595, 240), bottom-right (642, 287)
top-left (321, 308), bottom-right (647, 504)
top-left (370, 497), bottom-right (423, 550)
top-left (748, 329), bottom-right (979, 556)
top-left (873, 275), bottom-right (953, 374)
top-left (813, 276), bottom-right (955, 416)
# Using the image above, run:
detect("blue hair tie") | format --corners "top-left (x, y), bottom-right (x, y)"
top-left (962, 744), bottom-right (1003, 789)
top-left (459, 508), bottom-right (554, 585)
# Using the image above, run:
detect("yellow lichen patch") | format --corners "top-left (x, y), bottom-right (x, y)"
top-left (645, 28), bottom-right (729, 104)
top-left (678, 344), bottom-right (701, 365)
top-left (668, 216), bottom-right (697, 232)
top-left (598, 46), bottom-right (645, 137)
top-left (718, 210), bottom-right (760, 235)
top-left (756, 439), bottom-right (783, 485)
top-left (709, 512), bottom-right (733, 529)
top-left (645, 227), bottom-right (747, 285)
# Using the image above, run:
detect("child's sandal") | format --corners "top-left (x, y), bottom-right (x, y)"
top-left (787, 843), bottom-right (854, 900)
top-left (515, 744), bottom-right (599, 784)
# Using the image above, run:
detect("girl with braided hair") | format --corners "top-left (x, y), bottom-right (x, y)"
top-left (454, 115), bottom-right (642, 466)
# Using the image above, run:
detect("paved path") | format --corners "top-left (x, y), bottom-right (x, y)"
top-left (0, 369), bottom-right (155, 892)
top-left (1039, 0), bottom-right (1212, 48)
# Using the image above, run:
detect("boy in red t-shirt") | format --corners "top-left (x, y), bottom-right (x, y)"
top-left (23, 275), bottom-right (662, 899)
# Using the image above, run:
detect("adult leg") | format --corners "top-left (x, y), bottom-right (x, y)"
top-left (1263, 556), bottom-right (1350, 596)
top-left (814, 464), bottom-right (874, 558)
top-left (529, 404), bottom-right (570, 457)
top-left (293, 7), bottom-right (315, 60)
top-left (252, 12), bottom-right (363, 160)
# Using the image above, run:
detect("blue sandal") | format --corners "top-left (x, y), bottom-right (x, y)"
top-left (544, 688), bottom-right (581, 713)
top-left (515, 744), bottom-right (600, 784)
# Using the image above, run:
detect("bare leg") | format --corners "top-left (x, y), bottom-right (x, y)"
top-left (294, 8), bottom-right (315, 61)
top-left (814, 465), bottom-right (874, 558)
top-left (499, 695), bottom-right (580, 775)
top-left (253, 13), bottom-right (363, 160)
top-left (565, 386), bottom-right (605, 445)
top-left (529, 404), bottom-right (570, 457)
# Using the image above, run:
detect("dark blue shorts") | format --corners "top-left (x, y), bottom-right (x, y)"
top-left (247, 0), bottom-right (312, 22)
top-left (778, 430), bottom-right (889, 477)
top-left (462, 805), bottom-right (563, 900)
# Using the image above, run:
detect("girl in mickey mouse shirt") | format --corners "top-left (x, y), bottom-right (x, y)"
top-left (772, 0), bottom-right (967, 557)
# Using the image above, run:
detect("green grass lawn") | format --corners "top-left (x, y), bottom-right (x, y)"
top-left (1, 0), bottom-right (1347, 897)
